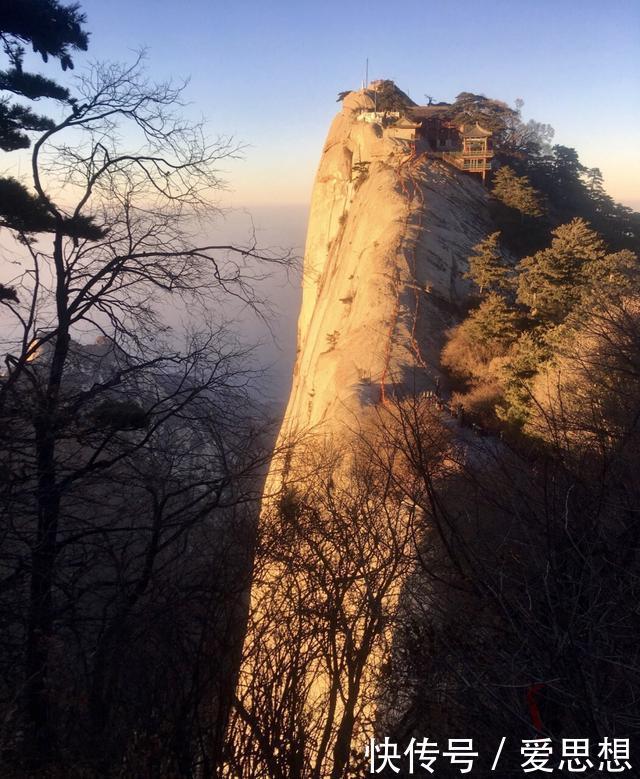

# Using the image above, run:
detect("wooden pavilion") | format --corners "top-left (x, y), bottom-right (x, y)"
top-left (443, 123), bottom-right (494, 181)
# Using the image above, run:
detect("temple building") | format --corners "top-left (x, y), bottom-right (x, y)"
top-left (405, 106), bottom-right (495, 180)
top-left (348, 86), bottom-right (496, 182)
top-left (442, 122), bottom-right (494, 181)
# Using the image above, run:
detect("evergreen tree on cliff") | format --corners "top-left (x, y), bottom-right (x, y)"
top-left (524, 145), bottom-right (640, 253)
top-left (517, 217), bottom-right (623, 323)
top-left (465, 232), bottom-right (512, 295)
top-left (492, 166), bottom-right (544, 218)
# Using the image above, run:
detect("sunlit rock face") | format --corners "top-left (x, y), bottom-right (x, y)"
top-left (231, 88), bottom-right (495, 778)
top-left (278, 88), bottom-right (492, 446)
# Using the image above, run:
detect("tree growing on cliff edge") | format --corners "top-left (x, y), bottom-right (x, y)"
top-left (464, 231), bottom-right (512, 295)
top-left (518, 145), bottom-right (640, 254)
top-left (0, 53), bottom-right (288, 773)
top-left (492, 166), bottom-right (544, 219)
top-left (443, 218), bottom-right (639, 428)
top-left (370, 79), bottom-right (416, 111)
top-left (449, 94), bottom-right (639, 256)
top-left (516, 217), bottom-right (633, 323)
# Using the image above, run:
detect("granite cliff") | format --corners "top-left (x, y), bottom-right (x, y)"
top-left (276, 86), bottom-right (492, 449)
top-left (231, 83), bottom-right (498, 777)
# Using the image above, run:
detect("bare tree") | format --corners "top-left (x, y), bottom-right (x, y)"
top-left (226, 414), bottom-right (428, 779)
top-left (370, 355), bottom-right (640, 776)
top-left (0, 54), bottom-right (288, 773)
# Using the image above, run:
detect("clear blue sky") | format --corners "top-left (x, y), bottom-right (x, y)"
top-left (19, 0), bottom-right (640, 208)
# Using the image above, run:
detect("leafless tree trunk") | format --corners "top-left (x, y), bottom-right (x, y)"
top-left (226, 420), bottom-right (421, 779)
top-left (369, 340), bottom-right (640, 776)
top-left (0, 55), bottom-right (289, 774)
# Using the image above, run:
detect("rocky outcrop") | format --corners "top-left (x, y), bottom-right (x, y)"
top-left (278, 87), bottom-right (492, 446)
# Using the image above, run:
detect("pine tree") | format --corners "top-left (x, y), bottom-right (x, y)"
top-left (584, 249), bottom-right (639, 301)
top-left (466, 293), bottom-right (518, 346)
top-left (465, 231), bottom-right (511, 295)
top-left (497, 331), bottom-right (549, 427)
top-left (492, 166), bottom-right (544, 218)
top-left (584, 167), bottom-right (605, 198)
top-left (0, 2), bottom-right (96, 237)
top-left (441, 293), bottom-right (518, 384)
top-left (0, 0), bottom-right (88, 151)
top-left (517, 218), bottom-right (607, 323)
top-left (451, 92), bottom-right (517, 138)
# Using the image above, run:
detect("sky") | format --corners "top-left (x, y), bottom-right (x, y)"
top-left (62, 0), bottom-right (640, 210)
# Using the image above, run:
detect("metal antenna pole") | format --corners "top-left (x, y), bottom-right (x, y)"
top-left (365, 57), bottom-right (369, 87)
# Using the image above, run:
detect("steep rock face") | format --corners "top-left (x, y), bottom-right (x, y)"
top-left (280, 89), bottom-right (492, 444)
top-left (231, 88), bottom-right (497, 778)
